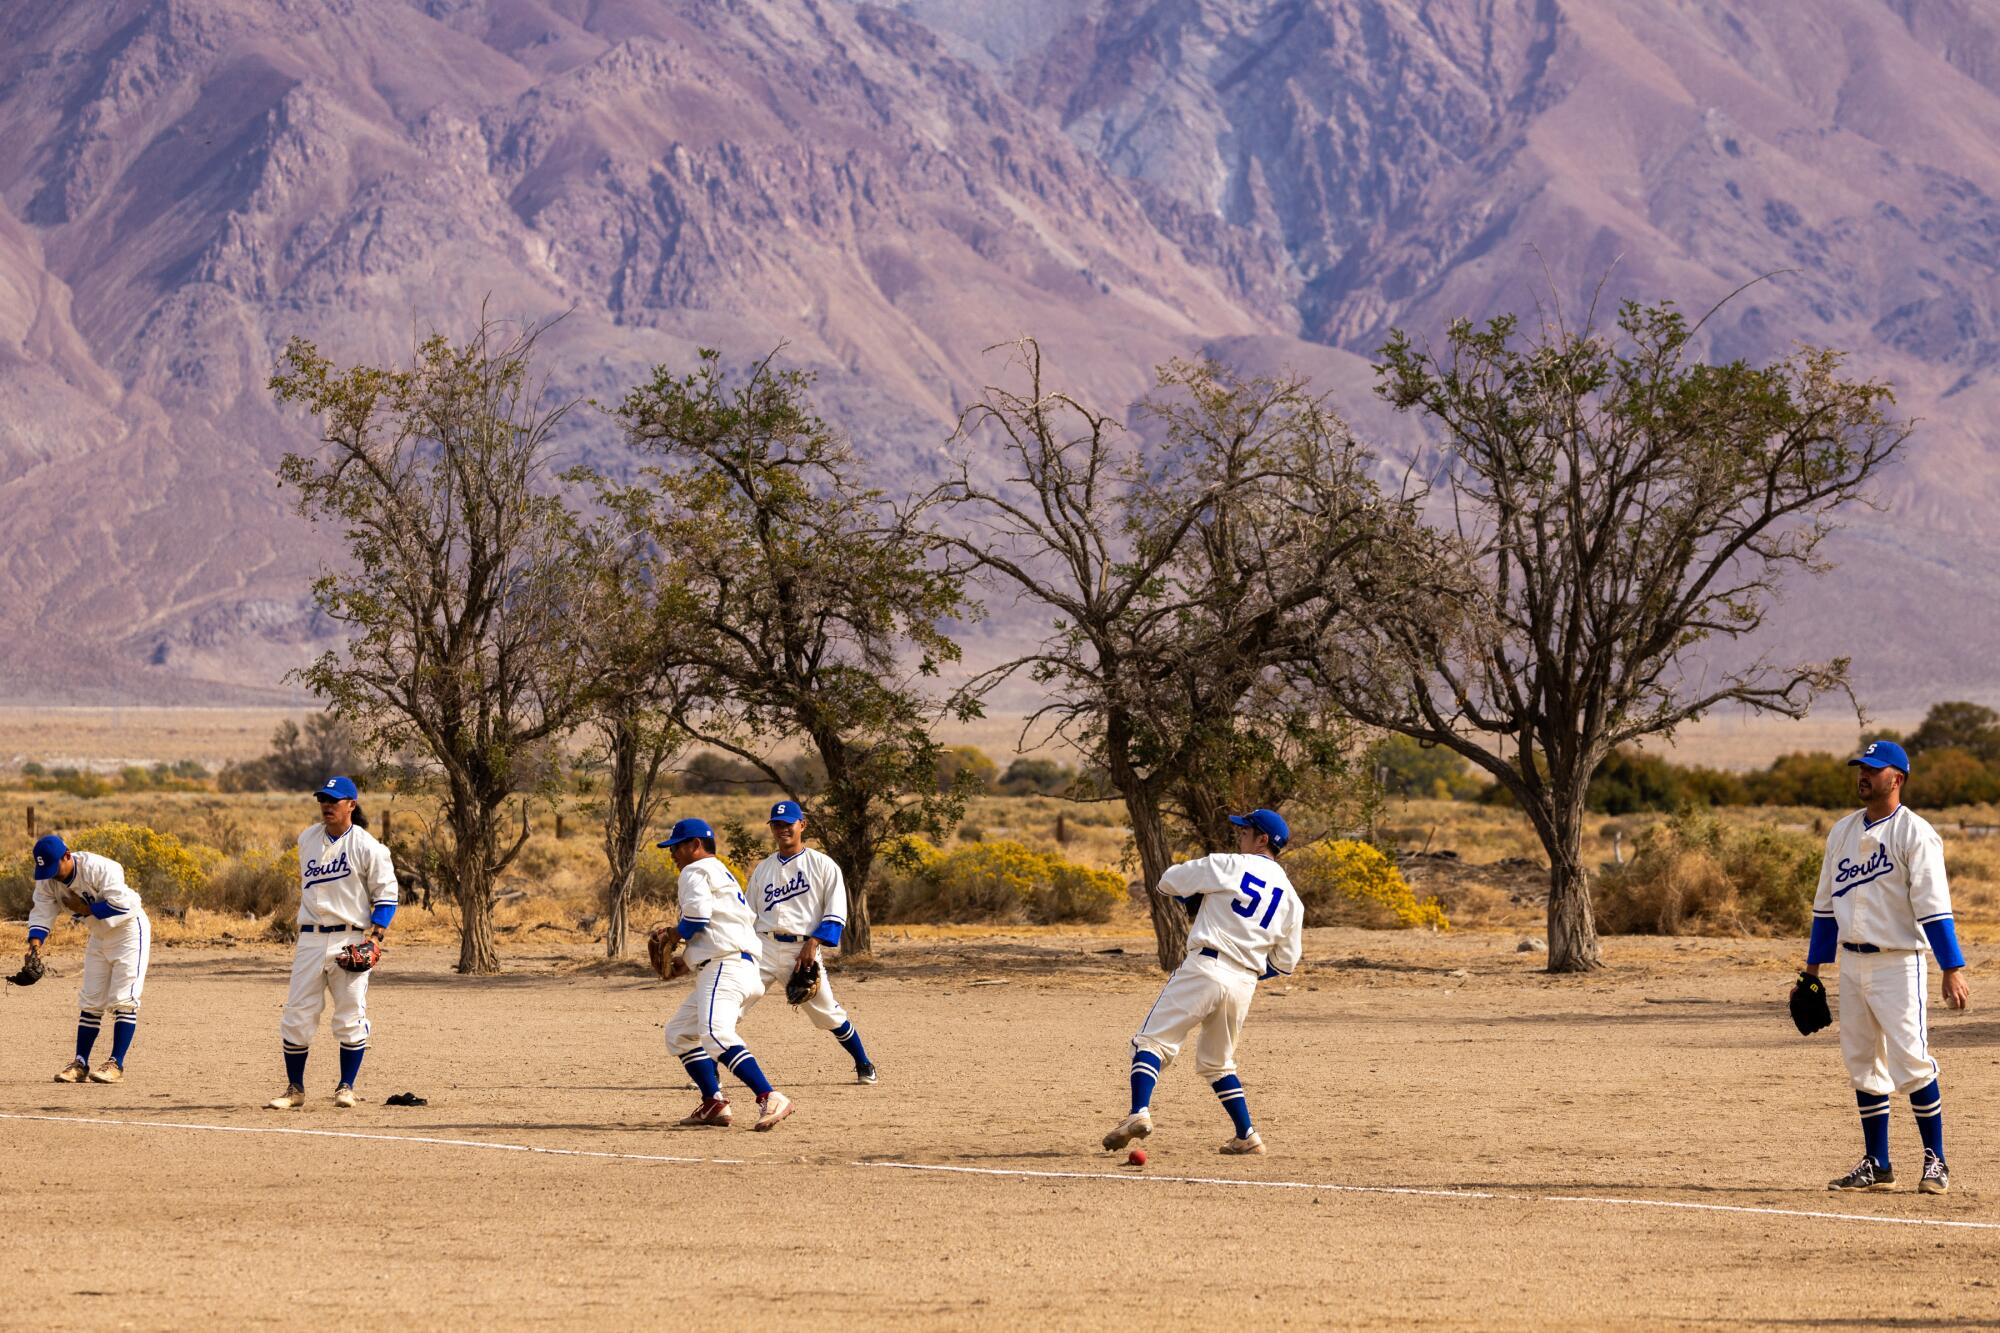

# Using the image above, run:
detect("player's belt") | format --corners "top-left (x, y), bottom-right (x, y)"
top-left (299, 923), bottom-right (361, 933)
top-left (771, 932), bottom-right (801, 942)
top-left (1842, 942), bottom-right (1882, 954)
top-left (1199, 947), bottom-right (1220, 958)
top-left (697, 951), bottom-right (756, 969)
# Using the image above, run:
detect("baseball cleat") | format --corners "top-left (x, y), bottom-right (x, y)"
top-left (1828, 1155), bottom-right (1895, 1190)
top-left (265, 1084), bottom-right (309, 1110)
top-left (855, 1062), bottom-right (879, 1085)
top-left (1220, 1131), bottom-right (1267, 1156)
top-left (753, 1091), bottom-right (795, 1131)
top-left (87, 1060), bottom-right (123, 1084)
top-left (333, 1084), bottom-right (357, 1109)
top-left (1102, 1109), bottom-right (1153, 1152)
top-left (53, 1058), bottom-right (90, 1083)
top-left (679, 1097), bottom-right (733, 1128)
top-left (1921, 1150), bottom-right (1950, 1195)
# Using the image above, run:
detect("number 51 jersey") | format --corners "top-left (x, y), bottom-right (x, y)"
top-left (1159, 852), bottom-right (1304, 977)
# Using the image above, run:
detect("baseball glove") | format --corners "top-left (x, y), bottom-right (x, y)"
top-left (5, 951), bottom-right (45, 986)
top-left (334, 939), bottom-right (383, 973)
top-left (647, 925), bottom-right (685, 981)
top-left (786, 956), bottom-right (822, 1006)
top-left (57, 891), bottom-right (88, 916)
top-left (1789, 970), bottom-right (1831, 1036)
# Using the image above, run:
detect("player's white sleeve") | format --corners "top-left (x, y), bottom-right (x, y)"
top-left (1157, 858), bottom-right (1225, 898)
top-left (26, 884), bottom-right (59, 939)
top-left (366, 836), bottom-right (399, 908)
top-left (1811, 832), bottom-right (1836, 916)
top-left (1906, 824), bottom-right (1954, 926)
top-left (1270, 892), bottom-right (1304, 976)
top-left (85, 857), bottom-right (141, 928)
top-left (677, 863), bottom-right (715, 937)
top-left (817, 855), bottom-right (848, 938)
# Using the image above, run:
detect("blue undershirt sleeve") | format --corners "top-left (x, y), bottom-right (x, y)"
top-left (87, 900), bottom-right (124, 920)
top-left (27, 926), bottom-right (49, 943)
top-left (1923, 918), bottom-right (1967, 970)
top-left (369, 903), bottom-right (396, 929)
top-left (811, 919), bottom-right (843, 947)
top-left (1806, 916), bottom-right (1839, 966)
top-left (677, 918), bottom-right (709, 941)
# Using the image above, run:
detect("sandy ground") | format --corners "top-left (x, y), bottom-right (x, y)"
top-left (2, 927), bottom-right (1996, 1330)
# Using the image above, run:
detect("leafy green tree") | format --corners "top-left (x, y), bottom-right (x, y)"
top-left (997, 758), bottom-right (1076, 795)
top-left (271, 319), bottom-right (598, 975)
top-left (937, 746), bottom-right (1000, 793)
top-left (1744, 752), bottom-right (1856, 808)
top-left (608, 350), bottom-right (978, 955)
top-left (1325, 298), bottom-right (1910, 971)
top-left (1372, 734), bottom-right (1482, 801)
top-left (1905, 702), bottom-right (2000, 765)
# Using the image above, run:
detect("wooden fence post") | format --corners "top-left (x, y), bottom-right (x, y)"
top-left (26, 805), bottom-right (35, 840)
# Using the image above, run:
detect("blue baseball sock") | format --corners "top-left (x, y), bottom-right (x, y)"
top-left (1857, 1090), bottom-right (1891, 1168)
top-left (1129, 1049), bottom-right (1162, 1115)
top-left (1911, 1079), bottom-right (1945, 1163)
top-left (678, 1049), bottom-right (722, 1100)
top-left (720, 1045), bottom-right (774, 1099)
top-left (338, 1042), bottom-right (366, 1087)
top-left (110, 1015), bottom-right (137, 1068)
top-left (830, 1020), bottom-right (871, 1068)
top-left (76, 1012), bottom-right (102, 1062)
top-left (284, 1043), bottom-right (309, 1089)
top-left (1212, 1074), bottom-right (1254, 1138)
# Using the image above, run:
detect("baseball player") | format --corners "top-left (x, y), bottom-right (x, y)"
top-left (741, 800), bottom-right (877, 1083)
top-left (1807, 741), bottom-right (1969, 1194)
top-left (1103, 808), bottom-right (1303, 1156)
top-left (26, 835), bottom-right (151, 1084)
top-left (658, 817), bottom-right (794, 1131)
top-left (266, 776), bottom-right (398, 1110)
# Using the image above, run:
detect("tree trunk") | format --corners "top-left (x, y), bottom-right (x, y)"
top-left (451, 796), bottom-right (502, 975)
top-left (1543, 803), bottom-right (1602, 974)
top-left (1124, 789), bottom-right (1186, 971)
top-left (602, 722), bottom-right (641, 959)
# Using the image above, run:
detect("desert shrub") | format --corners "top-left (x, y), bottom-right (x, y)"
top-left (29, 769), bottom-right (112, 799)
top-left (0, 858), bottom-right (33, 918)
top-left (1742, 752), bottom-right (1854, 808)
top-left (205, 846), bottom-right (297, 917)
top-left (1587, 748), bottom-right (1748, 813)
top-left (937, 746), bottom-right (999, 793)
top-left (1596, 810), bottom-right (1819, 935)
top-left (997, 758), bottom-right (1076, 796)
top-left (1373, 734), bottom-right (1483, 801)
top-left (883, 840), bottom-right (1121, 924)
top-left (67, 822), bottom-right (218, 910)
top-left (1288, 839), bottom-right (1448, 930)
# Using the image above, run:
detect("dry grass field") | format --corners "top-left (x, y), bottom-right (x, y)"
top-left (3, 928), bottom-right (1997, 1329)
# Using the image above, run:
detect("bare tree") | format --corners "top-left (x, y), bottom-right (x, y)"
top-left (1326, 297), bottom-right (1911, 972)
top-left (607, 349), bottom-right (979, 956)
top-left (271, 318), bottom-right (598, 975)
top-left (925, 341), bottom-right (1422, 969)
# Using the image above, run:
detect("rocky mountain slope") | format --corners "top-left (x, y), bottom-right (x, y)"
top-left (1, 0), bottom-right (1996, 705)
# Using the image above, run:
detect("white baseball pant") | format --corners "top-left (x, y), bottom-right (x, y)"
top-left (1131, 951), bottom-right (1258, 1080)
top-left (79, 913), bottom-right (152, 1015)
top-left (665, 953), bottom-right (767, 1057)
top-left (1839, 947), bottom-right (1940, 1096)
top-left (743, 936), bottom-right (850, 1031)
top-left (281, 929), bottom-right (374, 1049)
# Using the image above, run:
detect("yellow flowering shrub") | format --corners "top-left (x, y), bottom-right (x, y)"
top-left (68, 822), bottom-right (219, 910)
top-left (883, 839), bottom-right (1122, 924)
top-left (1288, 839), bottom-right (1448, 931)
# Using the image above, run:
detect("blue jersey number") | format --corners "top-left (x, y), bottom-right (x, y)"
top-left (1230, 874), bottom-right (1285, 930)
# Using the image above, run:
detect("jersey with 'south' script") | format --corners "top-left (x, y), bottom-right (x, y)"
top-left (296, 823), bottom-right (399, 929)
top-left (1156, 852), bottom-right (1304, 977)
top-left (746, 847), bottom-right (848, 940)
top-left (1810, 805), bottom-right (1954, 953)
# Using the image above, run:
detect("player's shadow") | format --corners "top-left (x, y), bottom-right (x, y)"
top-left (865, 1150), bottom-right (1075, 1162)
top-left (1696, 1321), bottom-right (2000, 1329)
top-left (1451, 1182), bottom-right (1821, 1197)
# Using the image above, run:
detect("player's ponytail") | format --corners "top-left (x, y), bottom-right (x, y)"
top-left (350, 802), bottom-right (370, 830)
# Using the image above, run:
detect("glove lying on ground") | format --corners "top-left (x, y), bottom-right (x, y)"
top-left (1789, 970), bottom-right (1831, 1036)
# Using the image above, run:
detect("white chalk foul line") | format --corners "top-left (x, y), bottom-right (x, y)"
top-left (10, 1112), bottom-right (1997, 1233)
top-left (853, 1160), bottom-right (2000, 1232)
top-left (0, 1112), bottom-right (746, 1166)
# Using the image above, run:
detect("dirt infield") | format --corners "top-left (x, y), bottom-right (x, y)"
top-left (3, 928), bottom-right (1996, 1329)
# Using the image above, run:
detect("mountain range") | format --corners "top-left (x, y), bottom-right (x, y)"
top-left (2, 0), bottom-right (1997, 709)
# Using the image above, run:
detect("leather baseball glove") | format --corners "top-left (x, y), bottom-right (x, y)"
top-left (647, 925), bottom-right (688, 981)
top-left (335, 939), bottom-right (383, 973)
top-left (786, 956), bottom-right (822, 1006)
top-left (1789, 970), bottom-right (1831, 1035)
top-left (5, 951), bottom-right (45, 986)
top-left (57, 891), bottom-right (88, 916)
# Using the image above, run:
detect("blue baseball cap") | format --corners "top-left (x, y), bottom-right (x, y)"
top-left (659, 817), bottom-right (715, 848)
top-left (1228, 808), bottom-right (1290, 852)
top-left (314, 775), bottom-right (360, 801)
top-left (768, 800), bottom-right (804, 824)
top-left (1848, 741), bottom-right (1910, 774)
top-left (32, 834), bottom-right (68, 880)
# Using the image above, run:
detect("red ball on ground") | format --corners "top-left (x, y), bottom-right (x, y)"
top-left (1127, 1149), bottom-right (1146, 1166)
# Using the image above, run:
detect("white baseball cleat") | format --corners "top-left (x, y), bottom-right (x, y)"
top-left (753, 1091), bottom-right (795, 1131)
top-left (1220, 1131), bottom-right (1266, 1156)
top-left (265, 1085), bottom-right (308, 1110)
top-left (333, 1084), bottom-right (357, 1109)
top-left (87, 1060), bottom-right (124, 1084)
top-left (1102, 1109), bottom-right (1153, 1152)
top-left (53, 1058), bottom-right (89, 1084)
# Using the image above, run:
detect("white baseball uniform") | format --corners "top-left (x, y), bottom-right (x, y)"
top-left (663, 857), bottom-right (768, 1059)
top-left (28, 851), bottom-right (151, 1016)
top-left (742, 848), bottom-right (851, 1031)
top-left (282, 822), bottom-right (398, 1053)
top-left (1810, 805), bottom-right (1960, 1095)
top-left (1132, 852), bottom-right (1303, 1079)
